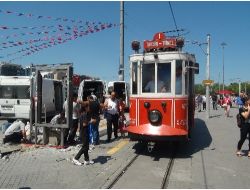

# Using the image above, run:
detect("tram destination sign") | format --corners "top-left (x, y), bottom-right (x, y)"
top-left (144, 38), bottom-right (176, 51)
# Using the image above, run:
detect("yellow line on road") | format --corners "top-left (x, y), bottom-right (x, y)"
top-left (107, 139), bottom-right (129, 155)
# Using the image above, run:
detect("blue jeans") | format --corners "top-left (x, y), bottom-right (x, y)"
top-left (89, 121), bottom-right (100, 145)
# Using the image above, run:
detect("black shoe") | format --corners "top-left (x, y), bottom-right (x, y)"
top-left (106, 139), bottom-right (110, 143)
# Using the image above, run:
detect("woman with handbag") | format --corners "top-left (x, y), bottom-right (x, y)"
top-left (236, 97), bottom-right (250, 157)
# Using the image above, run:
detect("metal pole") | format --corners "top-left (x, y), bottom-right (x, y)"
top-left (206, 34), bottom-right (210, 119)
top-left (218, 72), bottom-right (220, 92)
top-left (119, 1), bottom-right (124, 81)
top-left (239, 80), bottom-right (241, 95)
top-left (221, 42), bottom-right (226, 96)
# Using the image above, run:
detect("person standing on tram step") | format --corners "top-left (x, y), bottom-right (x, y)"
top-left (72, 106), bottom-right (94, 166)
top-left (104, 91), bottom-right (119, 143)
top-left (236, 97), bottom-right (250, 157)
top-left (66, 93), bottom-right (81, 145)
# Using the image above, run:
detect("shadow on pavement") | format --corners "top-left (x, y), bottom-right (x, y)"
top-left (93, 155), bottom-right (112, 164)
top-left (130, 118), bottom-right (212, 159)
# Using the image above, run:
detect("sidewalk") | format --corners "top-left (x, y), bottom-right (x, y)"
top-left (168, 105), bottom-right (250, 188)
top-left (1, 106), bottom-right (250, 188)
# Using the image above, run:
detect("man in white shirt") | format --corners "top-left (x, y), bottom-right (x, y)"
top-left (3, 119), bottom-right (30, 144)
top-left (104, 91), bottom-right (119, 142)
top-left (50, 112), bottom-right (66, 125)
top-left (64, 93), bottom-right (81, 144)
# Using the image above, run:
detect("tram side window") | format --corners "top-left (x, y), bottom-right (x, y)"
top-left (142, 63), bottom-right (155, 93)
top-left (158, 63), bottom-right (171, 93)
top-left (176, 60), bottom-right (182, 94)
top-left (132, 62), bottom-right (138, 94)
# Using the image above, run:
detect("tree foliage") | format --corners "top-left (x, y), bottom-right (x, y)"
top-left (195, 82), bottom-right (250, 95)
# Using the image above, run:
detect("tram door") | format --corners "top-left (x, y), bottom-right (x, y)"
top-left (185, 61), bottom-right (196, 131)
top-left (174, 60), bottom-right (187, 130)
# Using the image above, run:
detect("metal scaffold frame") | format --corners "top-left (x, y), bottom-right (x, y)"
top-left (31, 63), bottom-right (73, 147)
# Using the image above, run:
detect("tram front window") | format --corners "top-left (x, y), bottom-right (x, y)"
top-left (142, 63), bottom-right (171, 93)
top-left (158, 63), bottom-right (171, 93)
top-left (143, 63), bottom-right (155, 93)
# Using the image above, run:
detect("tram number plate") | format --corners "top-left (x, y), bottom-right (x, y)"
top-left (176, 120), bottom-right (187, 126)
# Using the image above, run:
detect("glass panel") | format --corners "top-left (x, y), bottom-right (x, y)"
top-left (0, 86), bottom-right (15, 99)
top-left (157, 63), bottom-right (171, 93)
top-left (142, 63), bottom-right (155, 93)
top-left (132, 62), bottom-right (138, 94)
top-left (176, 60), bottom-right (183, 94)
top-left (185, 61), bottom-right (189, 95)
top-left (16, 86), bottom-right (30, 99)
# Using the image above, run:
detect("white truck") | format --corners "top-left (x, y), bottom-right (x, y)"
top-left (78, 79), bottom-right (106, 104)
top-left (107, 81), bottom-right (130, 111)
top-left (0, 75), bottom-right (63, 121)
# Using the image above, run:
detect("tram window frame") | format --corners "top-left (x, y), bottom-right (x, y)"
top-left (131, 62), bottom-right (138, 95)
top-left (142, 63), bottom-right (155, 93)
top-left (141, 62), bottom-right (172, 94)
top-left (185, 61), bottom-right (189, 95)
top-left (157, 62), bottom-right (171, 93)
top-left (175, 60), bottom-right (183, 95)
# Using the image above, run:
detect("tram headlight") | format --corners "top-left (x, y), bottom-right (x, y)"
top-left (148, 110), bottom-right (162, 125)
top-left (144, 102), bottom-right (150, 109)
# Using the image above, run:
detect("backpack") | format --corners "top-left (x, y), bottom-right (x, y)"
top-left (236, 113), bottom-right (244, 128)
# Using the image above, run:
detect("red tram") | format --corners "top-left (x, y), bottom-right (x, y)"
top-left (126, 32), bottom-right (199, 147)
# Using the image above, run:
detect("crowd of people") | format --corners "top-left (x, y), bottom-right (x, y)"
top-left (195, 91), bottom-right (248, 117)
top-left (64, 91), bottom-right (127, 166)
top-left (2, 91), bottom-right (127, 166)
top-left (196, 91), bottom-right (250, 159)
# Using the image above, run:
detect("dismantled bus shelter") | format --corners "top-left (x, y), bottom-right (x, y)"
top-left (31, 63), bottom-right (73, 147)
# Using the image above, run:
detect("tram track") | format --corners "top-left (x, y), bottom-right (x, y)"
top-left (160, 151), bottom-right (176, 189)
top-left (105, 142), bottom-right (178, 189)
top-left (106, 153), bottom-right (140, 189)
top-left (105, 142), bottom-right (145, 189)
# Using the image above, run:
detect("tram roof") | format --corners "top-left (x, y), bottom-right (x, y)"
top-left (129, 51), bottom-right (196, 63)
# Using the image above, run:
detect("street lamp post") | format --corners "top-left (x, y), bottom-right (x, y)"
top-left (221, 42), bottom-right (227, 96)
top-left (206, 34), bottom-right (210, 119)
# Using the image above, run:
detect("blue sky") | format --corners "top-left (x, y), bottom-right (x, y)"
top-left (0, 1), bottom-right (250, 85)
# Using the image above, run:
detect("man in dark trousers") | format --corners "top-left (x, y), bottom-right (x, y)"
top-left (88, 95), bottom-right (101, 146)
top-left (212, 93), bottom-right (218, 110)
top-left (72, 106), bottom-right (94, 166)
top-left (104, 91), bottom-right (119, 143)
top-left (66, 93), bottom-right (80, 145)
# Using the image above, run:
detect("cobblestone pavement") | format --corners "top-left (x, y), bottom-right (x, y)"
top-left (0, 116), bottom-right (135, 189)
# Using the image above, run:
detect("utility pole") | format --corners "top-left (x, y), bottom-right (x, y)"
top-left (206, 34), bottom-right (210, 119)
top-left (119, 1), bottom-right (124, 81)
top-left (221, 42), bottom-right (227, 96)
top-left (218, 72), bottom-right (220, 92)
